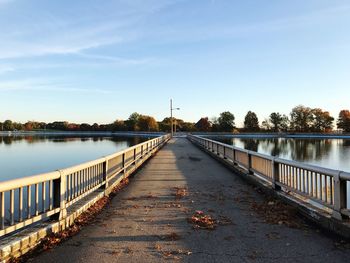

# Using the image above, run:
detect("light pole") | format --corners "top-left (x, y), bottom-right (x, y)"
top-left (170, 99), bottom-right (180, 137)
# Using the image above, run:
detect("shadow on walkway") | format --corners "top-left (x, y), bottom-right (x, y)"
top-left (32, 138), bottom-right (350, 263)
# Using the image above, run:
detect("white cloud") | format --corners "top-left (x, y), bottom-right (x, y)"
top-left (0, 78), bottom-right (112, 94)
top-left (0, 1), bottom-right (179, 60)
top-left (0, 65), bottom-right (14, 74)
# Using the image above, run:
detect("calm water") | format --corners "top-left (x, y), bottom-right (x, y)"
top-left (210, 137), bottom-right (350, 172)
top-left (0, 135), bottom-right (150, 182)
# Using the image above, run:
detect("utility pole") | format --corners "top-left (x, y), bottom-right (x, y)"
top-left (170, 99), bottom-right (180, 138)
top-left (170, 99), bottom-right (173, 137)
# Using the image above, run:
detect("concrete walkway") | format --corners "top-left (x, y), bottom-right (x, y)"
top-left (32, 138), bottom-right (350, 263)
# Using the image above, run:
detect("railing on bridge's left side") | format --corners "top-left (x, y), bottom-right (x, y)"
top-left (188, 134), bottom-right (350, 221)
top-left (0, 134), bottom-right (171, 237)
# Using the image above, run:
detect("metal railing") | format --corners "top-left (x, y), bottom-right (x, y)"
top-left (0, 134), bottom-right (170, 237)
top-left (188, 135), bottom-right (350, 220)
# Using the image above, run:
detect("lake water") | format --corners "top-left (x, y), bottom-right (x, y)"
top-left (0, 134), bottom-right (151, 182)
top-left (1, 135), bottom-right (350, 183)
top-left (208, 136), bottom-right (350, 173)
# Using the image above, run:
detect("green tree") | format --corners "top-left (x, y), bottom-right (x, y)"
top-left (125, 112), bottom-right (141, 131)
top-left (337, 110), bottom-right (350, 132)
top-left (244, 111), bottom-right (259, 132)
top-left (290, 105), bottom-right (313, 132)
top-left (138, 115), bottom-right (159, 131)
top-left (112, 120), bottom-right (127, 131)
top-left (218, 111), bottom-right (235, 132)
top-left (3, 120), bottom-right (14, 131)
top-left (269, 112), bottom-right (282, 132)
top-left (269, 112), bottom-right (290, 132)
top-left (159, 117), bottom-right (171, 132)
top-left (261, 119), bottom-right (272, 131)
top-left (182, 122), bottom-right (196, 132)
top-left (280, 115), bottom-right (289, 132)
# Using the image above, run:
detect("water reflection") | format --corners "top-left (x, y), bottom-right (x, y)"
top-left (242, 139), bottom-right (260, 152)
top-left (0, 135), bottom-right (150, 181)
top-left (0, 135), bottom-right (147, 147)
top-left (211, 136), bottom-right (350, 172)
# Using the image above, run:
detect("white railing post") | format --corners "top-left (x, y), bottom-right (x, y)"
top-left (333, 172), bottom-right (347, 220)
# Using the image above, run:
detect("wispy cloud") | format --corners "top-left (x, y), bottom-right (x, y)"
top-left (0, 78), bottom-right (113, 94)
top-left (0, 65), bottom-right (14, 74)
top-left (0, 0), bottom-right (179, 60)
top-left (142, 3), bottom-right (350, 44)
top-left (76, 52), bottom-right (155, 65)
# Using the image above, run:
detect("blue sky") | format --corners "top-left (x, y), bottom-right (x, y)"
top-left (0, 0), bottom-right (349, 127)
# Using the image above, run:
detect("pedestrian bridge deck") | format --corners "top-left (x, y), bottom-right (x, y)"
top-left (33, 138), bottom-right (350, 263)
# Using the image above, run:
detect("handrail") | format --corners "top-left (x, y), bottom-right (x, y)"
top-left (0, 171), bottom-right (61, 192)
top-left (188, 134), bottom-right (350, 220)
top-left (0, 134), bottom-right (171, 237)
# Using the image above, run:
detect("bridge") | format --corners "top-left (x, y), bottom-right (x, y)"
top-left (1, 135), bottom-right (350, 262)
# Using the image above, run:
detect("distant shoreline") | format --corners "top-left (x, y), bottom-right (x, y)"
top-left (194, 132), bottom-right (350, 139)
top-left (0, 131), bottom-right (165, 137)
top-left (1, 131), bottom-right (350, 139)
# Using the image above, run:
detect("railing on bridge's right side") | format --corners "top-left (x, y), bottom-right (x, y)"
top-left (0, 134), bottom-right (171, 237)
top-left (188, 135), bottom-right (350, 220)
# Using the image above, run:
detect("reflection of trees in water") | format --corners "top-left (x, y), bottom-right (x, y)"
top-left (211, 136), bottom-right (336, 162)
top-left (342, 140), bottom-right (350, 147)
top-left (3, 136), bottom-right (14, 145)
top-left (240, 139), bottom-right (259, 152)
top-left (0, 135), bottom-right (150, 146)
top-left (259, 138), bottom-right (289, 157)
top-left (289, 139), bottom-right (332, 161)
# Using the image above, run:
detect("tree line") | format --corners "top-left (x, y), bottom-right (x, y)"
top-left (195, 105), bottom-right (350, 133)
top-left (1, 105), bottom-right (350, 133)
top-left (0, 112), bottom-right (196, 133)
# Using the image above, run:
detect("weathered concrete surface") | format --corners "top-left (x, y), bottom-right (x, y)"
top-left (32, 138), bottom-right (350, 263)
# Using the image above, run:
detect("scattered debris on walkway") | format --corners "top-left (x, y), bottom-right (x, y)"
top-left (14, 179), bottom-right (130, 262)
top-left (173, 186), bottom-right (188, 199)
top-left (250, 199), bottom-right (303, 229)
top-left (188, 211), bottom-right (217, 230)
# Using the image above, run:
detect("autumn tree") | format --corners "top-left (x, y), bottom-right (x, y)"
top-left (312, 108), bottom-right (334, 132)
top-left (217, 111), bottom-right (235, 132)
top-left (337, 110), bottom-right (350, 132)
top-left (290, 105), bottom-right (314, 132)
top-left (244, 111), bottom-right (259, 132)
top-left (195, 117), bottom-right (211, 132)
